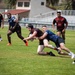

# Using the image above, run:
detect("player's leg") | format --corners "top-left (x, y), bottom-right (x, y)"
top-left (0, 34), bottom-right (2, 41)
top-left (37, 40), bottom-right (55, 56)
top-left (43, 39), bottom-right (59, 52)
top-left (0, 23), bottom-right (2, 41)
top-left (37, 45), bottom-right (45, 55)
top-left (37, 45), bottom-right (55, 56)
top-left (58, 37), bottom-right (75, 59)
top-left (0, 34), bottom-right (1, 41)
top-left (16, 26), bottom-right (24, 40)
top-left (7, 30), bottom-right (12, 45)
top-left (60, 43), bottom-right (75, 58)
top-left (62, 31), bottom-right (65, 42)
top-left (43, 39), bottom-right (55, 49)
top-left (16, 26), bottom-right (28, 46)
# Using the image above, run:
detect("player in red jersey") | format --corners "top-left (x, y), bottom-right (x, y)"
top-left (52, 10), bottom-right (68, 43)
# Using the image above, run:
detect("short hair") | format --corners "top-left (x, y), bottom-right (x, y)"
top-left (7, 13), bottom-right (11, 16)
top-left (42, 25), bottom-right (47, 27)
top-left (57, 12), bottom-right (61, 13)
top-left (28, 24), bottom-right (34, 29)
top-left (57, 10), bottom-right (61, 13)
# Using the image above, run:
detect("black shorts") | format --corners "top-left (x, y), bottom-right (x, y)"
top-left (39, 39), bottom-right (44, 45)
top-left (55, 37), bottom-right (64, 48)
top-left (10, 25), bottom-right (21, 33)
top-left (57, 29), bottom-right (63, 33)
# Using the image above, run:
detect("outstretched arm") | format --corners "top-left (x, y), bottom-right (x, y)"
top-left (24, 31), bottom-right (37, 41)
top-left (13, 18), bottom-right (19, 29)
top-left (39, 32), bottom-right (48, 40)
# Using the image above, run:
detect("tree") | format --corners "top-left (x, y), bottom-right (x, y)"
top-left (4, 0), bottom-right (17, 9)
top-left (64, 0), bottom-right (72, 10)
top-left (46, 0), bottom-right (75, 10)
top-left (64, 0), bottom-right (75, 10)
top-left (46, 0), bottom-right (59, 6)
top-left (72, 0), bottom-right (75, 10)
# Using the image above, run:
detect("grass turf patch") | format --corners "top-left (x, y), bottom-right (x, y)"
top-left (0, 27), bottom-right (75, 75)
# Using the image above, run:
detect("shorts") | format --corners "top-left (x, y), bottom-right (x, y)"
top-left (9, 25), bottom-right (21, 33)
top-left (55, 37), bottom-right (64, 48)
top-left (39, 39), bottom-right (44, 45)
top-left (57, 29), bottom-right (63, 33)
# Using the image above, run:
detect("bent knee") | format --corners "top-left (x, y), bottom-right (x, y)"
top-left (37, 50), bottom-right (43, 55)
top-left (37, 51), bottom-right (41, 55)
top-left (44, 44), bottom-right (48, 47)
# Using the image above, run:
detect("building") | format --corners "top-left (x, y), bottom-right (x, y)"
top-left (3, 0), bottom-right (54, 20)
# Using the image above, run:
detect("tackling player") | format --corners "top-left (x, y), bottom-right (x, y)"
top-left (39, 25), bottom-right (75, 59)
top-left (24, 24), bottom-right (60, 56)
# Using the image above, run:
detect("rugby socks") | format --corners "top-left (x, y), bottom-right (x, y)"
top-left (24, 40), bottom-right (28, 46)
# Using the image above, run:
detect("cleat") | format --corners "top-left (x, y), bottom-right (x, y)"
top-left (25, 40), bottom-right (28, 46)
top-left (71, 53), bottom-right (75, 59)
top-left (7, 43), bottom-right (11, 46)
top-left (49, 51), bottom-right (55, 56)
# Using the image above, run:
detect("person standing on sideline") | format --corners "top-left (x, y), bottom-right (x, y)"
top-left (52, 10), bottom-right (68, 43)
top-left (38, 25), bottom-right (75, 59)
top-left (7, 13), bottom-right (28, 46)
top-left (0, 13), bottom-right (4, 41)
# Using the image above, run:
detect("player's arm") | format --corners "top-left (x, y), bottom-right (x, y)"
top-left (62, 18), bottom-right (68, 32)
top-left (13, 17), bottom-right (18, 29)
top-left (39, 32), bottom-right (48, 40)
top-left (1, 16), bottom-right (4, 29)
top-left (65, 19), bottom-right (68, 29)
top-left (52, 19), bottom-right (56, 30)
top-left (24, 31), bottom-right (37, 41)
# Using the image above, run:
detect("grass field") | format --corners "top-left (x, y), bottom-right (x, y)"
top-left (0, 27), bottom-right (75, 75)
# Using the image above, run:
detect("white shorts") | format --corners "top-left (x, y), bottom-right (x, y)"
top-left (37, 45), bottom-right (44, 53)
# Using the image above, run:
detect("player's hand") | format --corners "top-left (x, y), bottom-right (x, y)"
top-left (23, 38), bottom-right (27, 41)
top-left (62, 29), bottom-right (65, 32)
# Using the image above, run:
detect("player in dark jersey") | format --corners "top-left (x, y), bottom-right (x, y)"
top-left (39, 25), bottom-right (75, 59)
top-left (52, 10), bottom-right (68, 43)
top-left (0, 13), bottom-right (4, 41)
top-left (7, 13), bottom-right (28, 46)
top-left (23, 24), bottom-right (57, 56)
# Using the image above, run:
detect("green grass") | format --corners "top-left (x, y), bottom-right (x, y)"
top-left (0, 27), bottom-right (75, 75)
